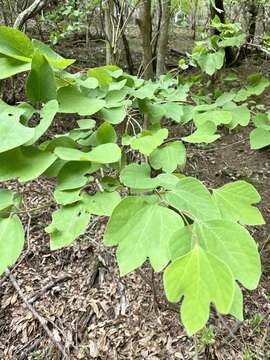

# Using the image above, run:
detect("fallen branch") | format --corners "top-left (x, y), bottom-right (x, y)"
top-left (13, 0), bottom-right (48, 30)
top-left (5, 268), bottom-right (69, 359)
top-left (28, 274), bottom-right (72, 304)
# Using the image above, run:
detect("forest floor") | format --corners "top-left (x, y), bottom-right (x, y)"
top-left (0, 30), bottom-right (270, 360)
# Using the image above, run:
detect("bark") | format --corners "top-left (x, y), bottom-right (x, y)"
top-left (137, 0), bottom-right (154, 80)
top-left (156, 0), bottom-right (171, 78)
top-left (247, 0), bottom-right (258, 43)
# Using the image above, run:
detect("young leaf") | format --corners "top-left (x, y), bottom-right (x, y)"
top-left (164, 246), bottom-right (234, 336)
top-left (26, 52), bottom-right (57, 104)
top-left (213, 181), bottom-right (265, 225)
top-left (0, 215), bottom-right (25, 275)
top-left (104, 196), bottom-right (184, 274)
top-left (149, 141), bottom-right (186, 173)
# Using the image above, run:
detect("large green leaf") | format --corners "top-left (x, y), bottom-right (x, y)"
top-left (120, 163), bottom-right (160, 190)
top-left (0, 147), bottom-right (57, 182)
top-left (26, 52), bottom-right (57, 104)
top-left (82, 191), bottom-right (121, 216)
top-left (0, 115), bottom-right (34, 153)
top-left (195, 220), bottom-right (261, 290)
top-left (164, 246), bottom-right (234, 335)
top-left (0, 215), bottom-right (25, 275)
top-left (46, 204), bottom-right (91, 250)
top-left (213, 181), bottom-right (265, 225)
top-left (32, 39), bottom-right (75, 69)
top-left (0, 55), bottom-right (31, 79)
top-left (0, 26), bottom-right (33, 61)
top-left (55, 143), bottom-right (121, 164)
top-left (26, 100), bottom-right (59, 145)
top-left (163, 177), bottom-right (221, 221)
top-left (58, 86), bottom-right (105, 115)
top-left (104, 196), bottom-right (184, 274)
top-left (149, 141), bottom-right (186, 173)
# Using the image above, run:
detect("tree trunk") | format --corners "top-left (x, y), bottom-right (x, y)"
top-left (156, 0), bottom-right (171, 78)
top-left (104, 0), bottom-right (114, 64)
top-left (247, 0), bottom-right (258, 43)
top-left (137, 0), bottom-right (154, 80)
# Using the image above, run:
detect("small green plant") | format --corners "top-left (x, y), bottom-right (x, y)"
top-left (248, 313), bottom-right (264, 329)
top-left (198, 326), bottom-right (215, 350)
top-left (0, 26), bottom-right (267, 337)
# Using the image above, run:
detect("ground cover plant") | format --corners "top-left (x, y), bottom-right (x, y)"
top-left (0, 24), bottom-right (269, 359)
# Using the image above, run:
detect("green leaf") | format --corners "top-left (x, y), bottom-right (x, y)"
top-left (162, 103), bottom-right (184, 123)
top-left (46, 204), bottom-right (91, 250)
top-left (195, 220), bottom-right (261, 290)
top-left (93, 122), bottom-right (117, 145)
top-left (57, 162), bottom-right (96, 191)
top-left (26, 100), bottom-right (58, 145)
top-left (0, 115), bottom-right (34, 153)
top-left (182, 122), bottom-right (220, 144)
top-left (0, 215), bottom-right (25, 275)
top-left (229, 284), bottom-right (244, 321)
top-left (55, 143), bottom-right (121, 164)
top-left (0, 26), bottom-right (33, 61)
top-left (58, 86), bottom-right (105, 115)
top-left (120, 163), bottom-right (160, 190)
top-left (163, 177), bottom-right (221, 221)
top-left (87, 67), bottom-right (112, 87)
top-left (104, 196), bottom-right (184, 274)
top-left (194, 110), bottom-right (232, 126)
top-left (32, 39), bottom-right (75, 69)
top-left (253, 114), bottom-right (270, 130)
top-left (131, 129), bottom-right (168, 156)
top-left (0, 55), bottom-right (31, 79)
top-left (213, 181), bottom-right (265, 225)
top-left (26, 52), bottom-right (57, 104)
top-left (0, 147), bottom-right (57, 182)
top-left (54, 188), bottom-right (81, 205)
top-left (132, 82), bottom-right (158, 99)
top-left (0, 189), bottom-right (15, 212)
top-left (100, 105), bottom-right (126, 124)
top-left (250, 128), bottom-right (270, 149)
top-left (82, 191), bottom-right (121, 216)
top-left (164, 246), bottom-right (234, 335)
top-left (149, 141), bottom-right (186, 173)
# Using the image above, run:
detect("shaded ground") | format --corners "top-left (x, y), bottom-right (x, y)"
top-left (0, 40), bottom-right (270, 359)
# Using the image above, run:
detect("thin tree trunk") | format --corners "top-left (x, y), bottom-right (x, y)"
top-left (137, 0), bottom-right (154, 80)
top-left (156, 0), bottom-right (171, 78)
top-left (210, 0), bottom-right (234, 65)
top-left (104, 0), bottom-right (114, 64)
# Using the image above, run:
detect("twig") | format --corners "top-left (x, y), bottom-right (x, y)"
top-left (5, 268), bottom-right (69, 359)
top-left (28, 274), bottom-right (72, 304)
